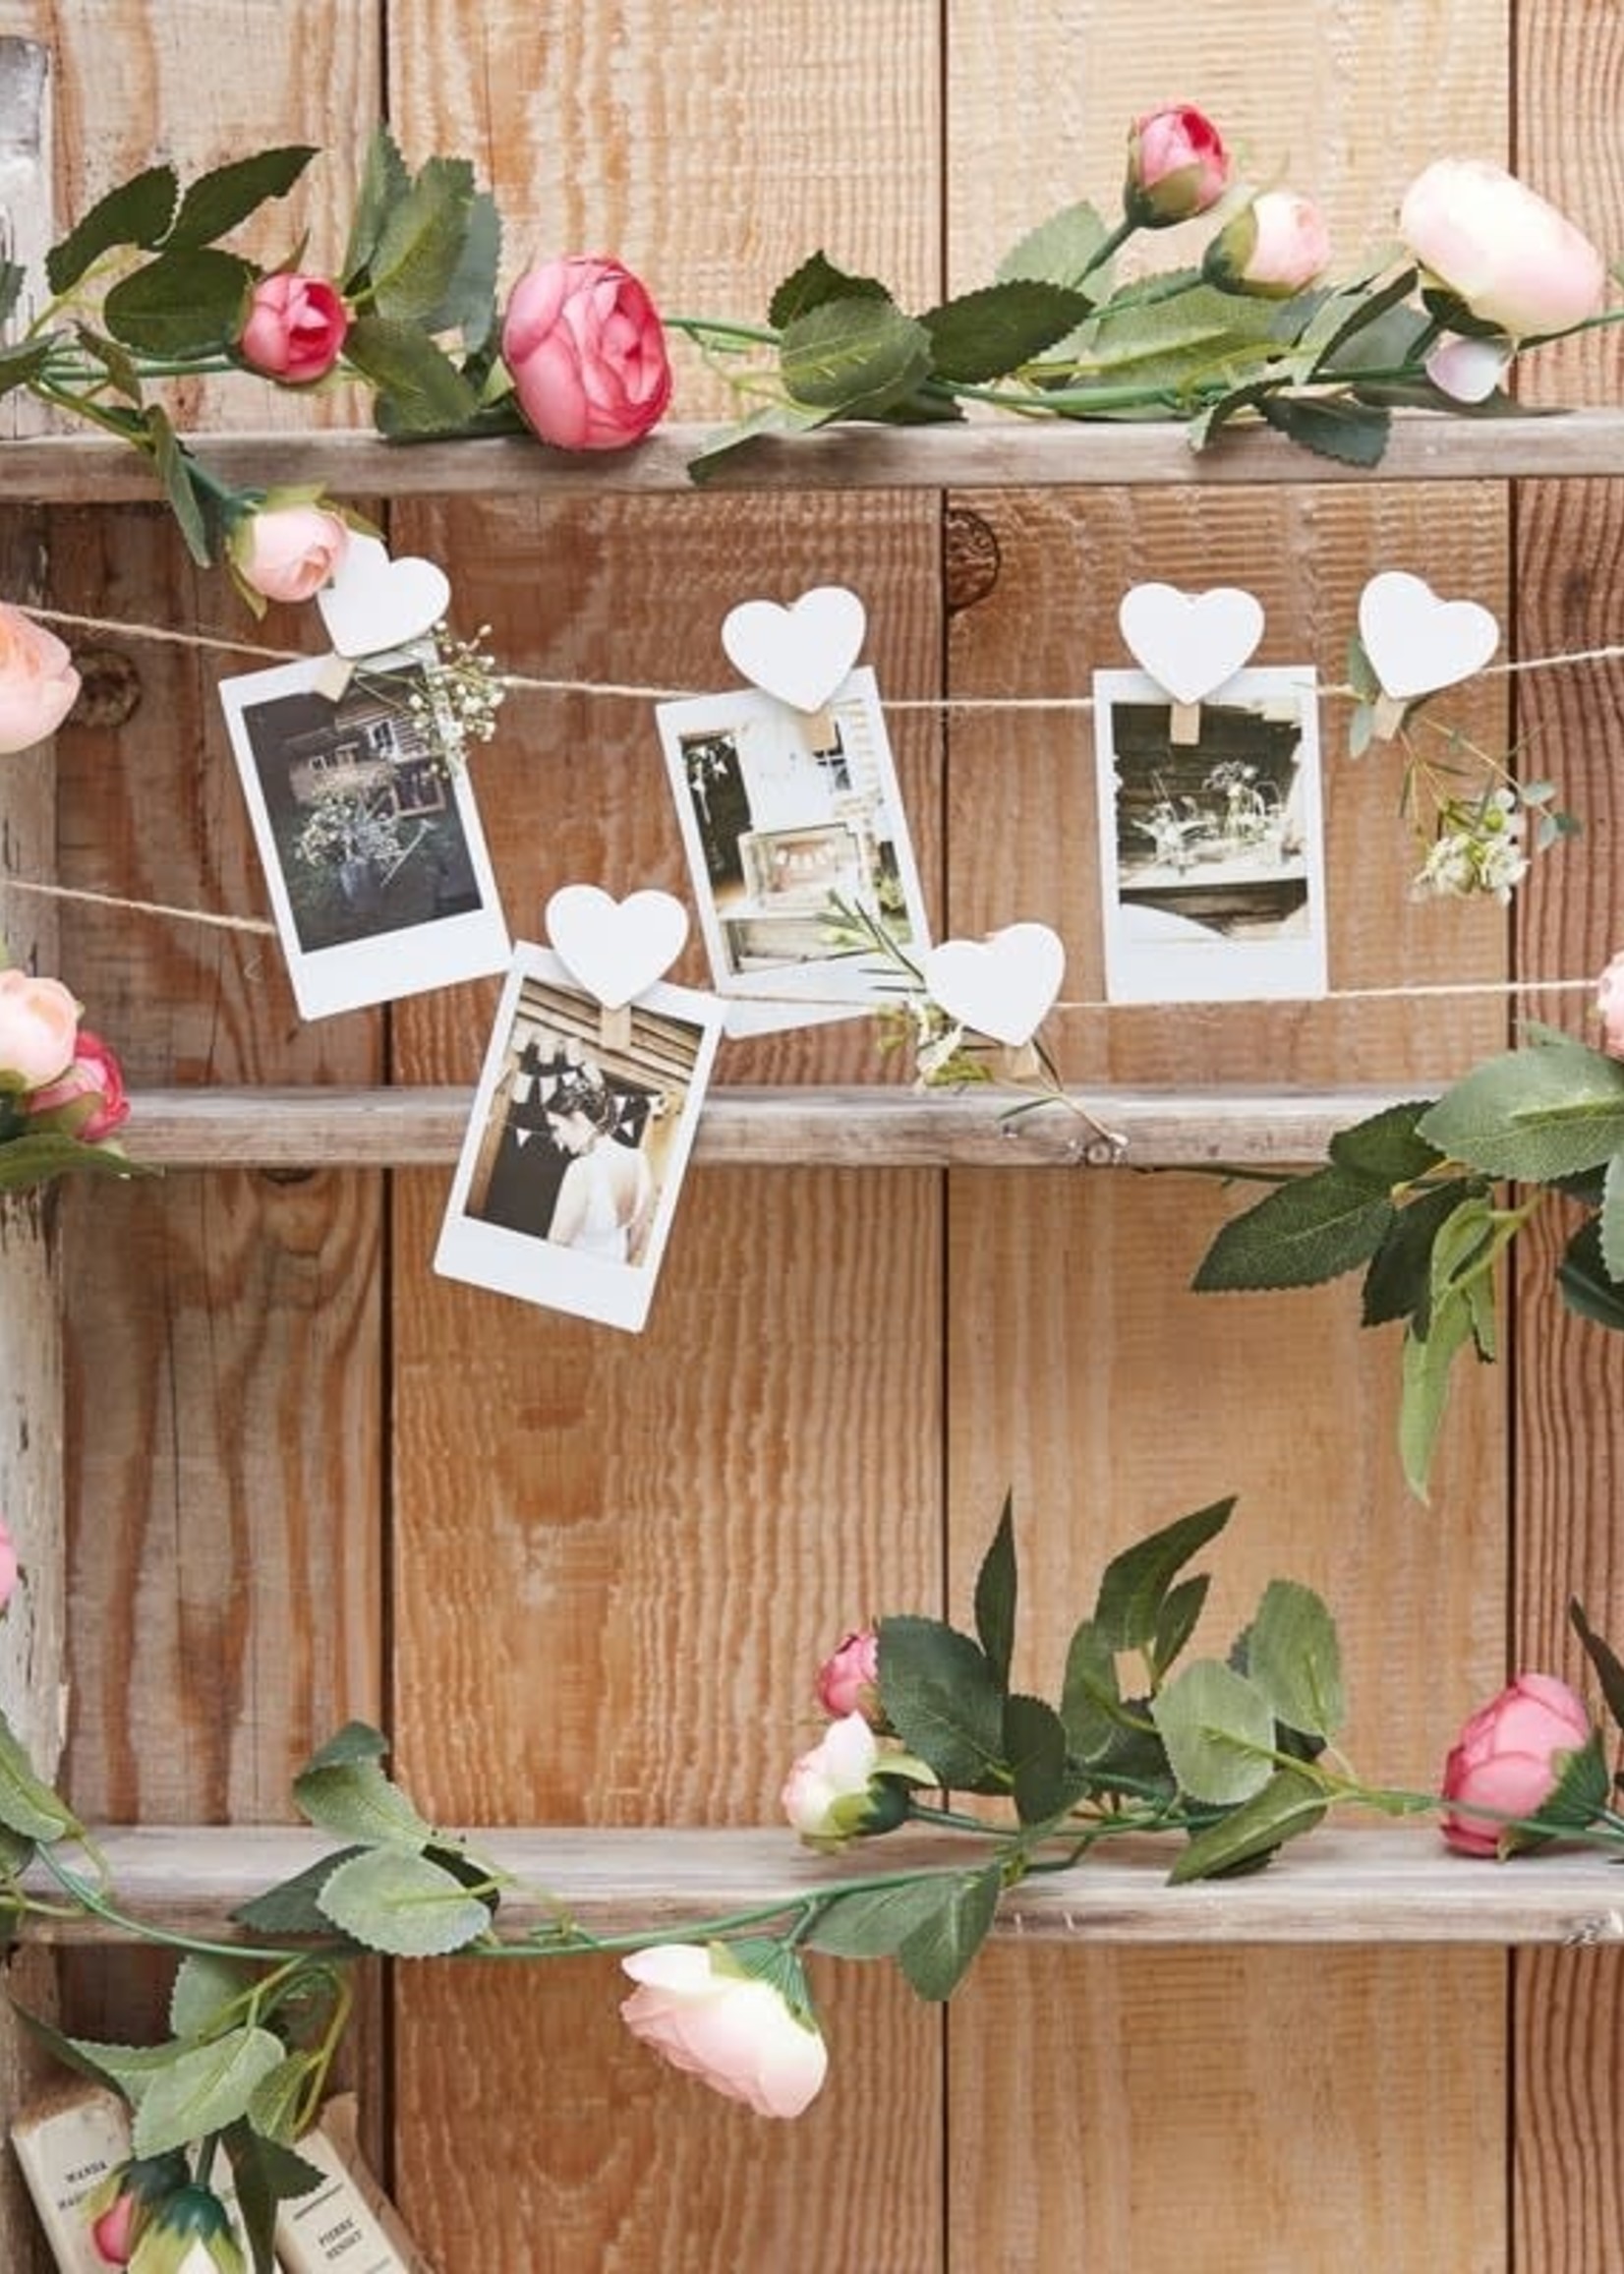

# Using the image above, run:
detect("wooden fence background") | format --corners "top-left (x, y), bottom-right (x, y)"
top-left (1, 2), bottom-right (1621, 2267)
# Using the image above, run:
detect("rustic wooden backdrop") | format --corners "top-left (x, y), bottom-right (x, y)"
top-left (0, 2), bottom-right (1619, 2268)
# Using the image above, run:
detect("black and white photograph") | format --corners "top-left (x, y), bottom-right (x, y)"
top-left (219, 648), bottom-right (510, 1019)
top-left (434, 945), bottom-right (724, 1332)
top-left (656, 669), bottom-right (932, 1032)
top-left (1092, 667), bottom-right (1328, 1004)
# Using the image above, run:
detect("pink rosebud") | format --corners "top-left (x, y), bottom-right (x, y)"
top-left (27, 1028), bottom-right (130, 1142)
top-left (0, 601), bottom-right (80, 754)
top-left (231, 503), bottom-right (350, 606)
top-left (781, 1712), bottom-right (936, 1850)
top-left (1399, 157), bottom-right (1606, 338)
top-left (1125, 104), bottom-right (1231, 227)
top-left (0, 1515), bottom-right (19, 1615)
top-left (619, 1944), bottom-right (828, 2118)
top-left (501, 256), bottom-right (673, 450)
top-left (239, 271), bottom-right (350, 383)
top-left (90, 2192), bottom-right (138, 2264)
top-left (0, 967), bottom-right (80, 1090)
top-left (815, 1628), bottom-right (881, 1722)
top-left (1203, 190), bottom-right (1331, 298)
top-left (1598, 950), bottom-right (1624, 1060)
top-left (1440, 1672), bottom-right (1593, 1856)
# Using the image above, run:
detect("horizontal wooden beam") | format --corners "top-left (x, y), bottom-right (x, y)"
top-left (23, 1825), bottom-right (1624, 1947)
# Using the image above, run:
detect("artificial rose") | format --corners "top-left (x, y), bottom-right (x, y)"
top-left (0, 601), bottom-right (81, 754)
top-left (90, 2192), bottom-right (138, 2264)
top-left (27, 1028), bottom-right (130, 1141)
top-left (1424, 334), bottom-right (1514, 405)
top-left (501, 256), bottom-right (673, 450)
top-left (238, 271), bottom-right (350, 383)
top-left (781, 1711), bottom-right (937, 1850)
top-left (1596, 949), bottom-right (1624, 1060)
top-left (1203, 190), bottom-right (1330, 297)
top-left (230, 502), bottom-right (350, 606)
top-left (1399, 157), bottom-right (1606, 337)
top-left (1124, 103), bottom-right (1231, 228)
top-left (619, 1944), bottom-right (828, 2118)
top-left (815, 1627), bottom-right (881, 1722)
top-left (1440, 1672), bottom-right (1593, 1856)
top-left (86, 2153), bottom-right (190, 2267)
top-left (0, 966), bottom-right (80, 1090)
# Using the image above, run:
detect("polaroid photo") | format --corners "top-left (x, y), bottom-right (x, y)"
top-left (1092, 666), bottom-right (1328, 1005)
top-left (433, 945), bottom-right (724, 1333)
top-left (219, 646), bottom-right (509, 1020)
top-left (656, 667), bottom-right (931, 1035)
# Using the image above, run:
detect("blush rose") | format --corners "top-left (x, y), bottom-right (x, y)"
top-left (231, 503), bottom-right (350, 606)
top-left (1204, 191), bottom-right (1331, 297)
top-left (0, 602), bottom-right (81, 754)
top-left (501, 256), bottom-right (673, 450)
top-left (1124, 103), bottom-right (1231, 227)
top-left (0, 967), bottom-right (80, 1090)
top-left (1440, 1672), bottom-right (1592, 1856)
top-left (619, 1944), bottom-right (828, 2118)
top-left (1399, 157), bottom-right (1606, 337)
top-left (239, 271), bottom-right (350, 383)
top-left (27, 1028), bottom-right (130, 1141)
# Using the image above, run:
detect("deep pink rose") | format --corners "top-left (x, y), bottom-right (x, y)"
top-left (27, 1028), bottom-right (130, 1141)
top-left (815, 1628), bottom-right (881, 1722)
top-left (619, 1944), bottom-right (828, 2119)
top-left (501, 256), bottom-right (673, 450)
top-left (1399, 158), bottom-right (1606, 337)
top-left (1440, 1672), bottom-right (1592, 1856)
top-left (232, 503), bottom-right (350, 605)
top-left (239, 271), bottom-right (350, 383)
top-left (1204, 191), bottom-right (1331, 297)
top-left (0, 967), bottom-right (80, 1090)
top-left (1125, 104), bottom-right (1231, 227)
top-left (1596, 950), bottom-right (1624, 1060)
top-left (0, 602), bottom-right (80, 754)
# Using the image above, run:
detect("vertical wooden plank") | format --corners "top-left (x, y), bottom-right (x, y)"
top-left (944, 5), bottom-right (1511, 2269)
top-left (1511, 7), bottom-right (1624, 2266)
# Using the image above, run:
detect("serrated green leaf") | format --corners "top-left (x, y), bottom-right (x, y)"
top-left (1419, 1040), bottom-right (1624, 1182)
top-left (224, 2118), bottom-right (323, 2274)
top-left (1286, 266), bottom-right (1420, 378)
top-left (0, 1710), bottom-right (77, 1842)
top-left (1507, 1727), bottom-right (1609, 1852)
top-left (1257, 390), bottom-right (1392, 467)
top-left (1150, 1573), bottom-right (1209, 1683)
top-left (1558, 1214), bottom-right (1624, 1330)
top-left (1094, 1500), bottom-right (1233, 1654)
top-left (877, 1616), bottom-right (1006, 1790)
top-left (315, 1845), bottom-right (493, 1956)
top-left (293, 1757), bottom-right (433, 1849)
top-left (1192, 1166), bottom-right (1397, 1293)
top-left (46, 163), bottom-right (178, 293)
top-left (169, 1953), bottom-right (254, 2040)
top-left (1149, 1659), bottom-right (1276, 1805)
top-left (1361, 1177), bottom-right (1481, 1330)
top-left (918, 280), bottom-right (1092, 382)
top-left (345, 315), bottom-right (481, 435)
top-left (422, 189), bottom-right (500, 348)
top-left (1167, 1766), bottom-right (1327, 1884)
top-left (779, 295), bottom-right (934, 419)
top-left (1570, 1600), bottom-right (1624, 1740)
top-left (1398, 1293), bottom-right (1477, 1502)
top-left (685, 399), bottom-right (830, 482)
top-left (996, 200), bottom-right (1111, 291)
top-left (1245, 1579), bottom-right (1345, 1740)
top-left (132, 2027), bottom-right (286, 2158)
top-left (57, 2031), bottom-right (181, 2101)
top-left (341, 128), bottom-right (410, 289)
top-left (805, 1874), bottom-right (970, 1961)
top-left (1002, 1693), bottom-right (1078, 1826)
top-left (163, 146), bottom-right (317, 252)
top-left (768, 252), bottom-right (892, 329)
top-left (1327, 1100), bottom-right (1443, 1184)
top-left (368, 155), bottom-right (477, 326)
top-left (247, 2051), bottom-right (321, 2144)
top-left (1069, 278), bottom-right (1281, 390)
top-left (896, 1865), bottom-right (1003, 2001)
top-left (103, 249), bottom-right (253, 358)
top-left (299, 1721), bottom-right (389, 1777)
top-left (231, 1846), bottom-right (365, 1937)
top-left (1059, 1616), bottom-right (1122, 1760)
top-left (973, 1494), bottom-right (1016, 1691)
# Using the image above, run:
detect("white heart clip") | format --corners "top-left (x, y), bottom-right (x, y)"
top-left (545, 885), bottom-right (689, 1012)
top-left (923, 923), bottom-right (1065, 1049)
top-left (317, 533), bottom-right (452, 660)
top-left (1118, 583), bottom-right (1265, 707)
top-left (721, 585), bottom-right (867, 714)
top-left (1358, 570), bottom-right (1500, 704)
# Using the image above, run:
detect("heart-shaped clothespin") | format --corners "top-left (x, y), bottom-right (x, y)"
top-left (317, 533), bottom-right (453, 661)
top-left (546, 887), bottom-right (690, 1055)
top-left (1357, 570), bottom-right (1500, 740)
top-left (923, 922), bottom-right (1065, 1051)
top-left (1118, 582), bottom-right (1265, 746)
top-left (721, 586), bottom-right (867, 722)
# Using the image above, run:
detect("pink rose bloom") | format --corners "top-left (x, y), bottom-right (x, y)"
top-left (1424, 334), bottom-right (1514, 404)
top-left (1440, 1672), bottom-right (1592, 1856)
top-left (1124, 104), bottom-right (1231, 227)
top-left (239, 271), bottom-right (350, 383)
top-left (27, 1028), bottom-right (130, 1141)
top-left (0, 602), bottom-right (80, 754)
top-left (0, 967), bottom-right (80, 1089)
top-left (1399, 158), bottom-right (1606, 337)
top-left (620, 1944), bottom-right (827, 2118)
top-left (816, 1628), bottom-right (881, 1722)
top-left (0, 1516), bottom-right (16, 1614)
top-left (1596, 950), bottom-right (1624, 1059)
top-left (781, 1712), bottom-right (935, 1850)
top-left (232, 503), bottom-right (350, 606)
top-left (501, 256), bottom-right (673, 450)
top-left (89, 2192), bottom-right (137, 2263)
top-left (1204, 191), bottom-right (1331, 298)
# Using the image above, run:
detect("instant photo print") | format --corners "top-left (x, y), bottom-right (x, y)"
top-left (434, 946), bottom-right (724, 1333)
top-left (219, 647), bottom-right (509, 1020)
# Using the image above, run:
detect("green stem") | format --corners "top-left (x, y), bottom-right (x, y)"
top-left (36, 1849), bottom-right (340, 1968)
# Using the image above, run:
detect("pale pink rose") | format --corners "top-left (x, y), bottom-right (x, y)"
top-left (1399, 157), bottom-right (1606, 336)
top-left (1440, 1672), bottom-right (1592, 1856)
top-left (0, 967), bottom-right (79, 1089)
top-left (816, 1628), bottom-right (881, 1722)
top-left (0, 602), bottom-right (80, 754)
top-left (1596, 950), bottom-right (1624, 1059)
top-left (232, 504), bottom-right (350, 605)
top-left (1125, 104), bottom-right (1231, 227)
top-left (239, 271), bottom-right (350, 383)
top-left (781, 1712), bottom-right (935, 1849)
top-left (1424, 334), bottom-right (1514, 404)
top-left (27, 1028), bottom-right (130, 1141)
top-left (501, 256), bottom-right (673, 450)
top-left (1204, 191), bottom-right (1331, 297)
top-left (619, 1944), bottom-right (828, 2118)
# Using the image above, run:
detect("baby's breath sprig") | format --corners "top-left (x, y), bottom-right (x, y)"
top-left (402, 619), bottom-right (508, 774)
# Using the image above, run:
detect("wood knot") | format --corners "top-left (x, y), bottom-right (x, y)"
top-left (67, 644), bottom-right (143, 729)
top-left (944, 507), bottom-right (1002, 614)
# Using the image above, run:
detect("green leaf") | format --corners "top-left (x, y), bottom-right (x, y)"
top-left (1328, 1100), bottom-right (1443, 1185)
top-left (51, 2029), bottom-right (181, 2101)
top-left (1069, 277), bottom-right (1281, 392)
top-left (877, 1616), bottom-right (1006, 1791)
top-left (1059, 1617), bottom-right (1122, 1760)
top-left (0, 1826), bottom-right (36, 1879)
top-left (1002, 1693), bottom-right (1078, 1826)
top-left (918, 280), bottom-right (1092, 382)
top-left (145, 406), bottom-right (212, 567)
top-left (103, 249), bottom-right (253, 358)
top-left (1150, 1573), bottom-right (1210, 1683)
top-left (1558, 1215), bottom-right (1624, 1330)
top-left (315, 1845), bottom-right (493, 1957)
top-left (1571, 1600), bottom-right (1624, 1740)
top-left (345, 315), bottom-right (481, 435)
top-left (895, 1865), bottom-right (1003, 2001)
top-left (1245, 1579), bottom-right (1345, 1740)
top-left (806, 1874), bottom-right (974, 1960)
top-left (1509, 1727), bottom-right (1609, 1851)
top-left (1361, 1177), bottom-right (1481, 1330)
top-left (341, 127), bottom-right (410, 289)
top-left (299, 1721), bottom-right (389, 1776)
top-left (423, 189), bottom-right (500, 349)
top-left (0, 1129), bottom-right (147, 1190)
top-left (1257, 390), bottom-right (1391, 467)
top-left (779, 294), bottom-right (935, 419)
top-left (1192, 1165), bottom-right (1397, 1293)
top-left (996, 200), bottom-right (1111, 291)
top-left (223, 2121), bottom-right (324, 2274)
top-left (0, 1710), bottom-right (77, 1842)
top-left (247, 2051), bottom-right (322, 2144)
top-left (973, 1494), bottom-right (1016, 1691)
top-left (131, 2027), bottom-right (287, 2158)
top-left (231, 1846), bottom-right (365, 1937)
top-left (1167, 1766), bottom-right (1327, 1884)
top-left (1398, 1293), bottom-right (1477, 1502)
top-left (163, 146), bottom-right (317, 252)
top-left (685, 399), bottom-right (830, 482)
top-left (1092, 1499), bottom-right (1233, 1653)
top-left (368, 155), bottom-right (479, 326)
top-left (0, 262), bottom-right (24, 328)
top-left (1149, 1659), bottom-right (1276, 1805)
top-left (169, 1953), bottom-right (253, 2040)
top-left (768, 251), bottom-right (892, 329)
top-left (46, 163), bottom-right (178, 292)
top-left (0, 334), bottom-right (53, 399)
top-left (293, 1757), bottom-right (433, 1849)
top-left (1286, 266), bottom-right (1421, 378)
top-left (71, 322), bottom-right (143, 402)
top-left (1419, 1039), bottom-right (1624, 1182)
